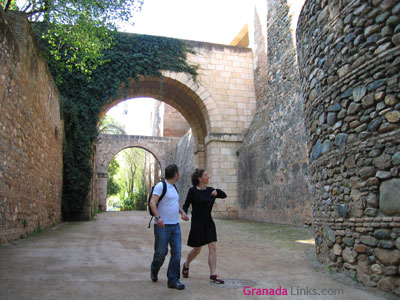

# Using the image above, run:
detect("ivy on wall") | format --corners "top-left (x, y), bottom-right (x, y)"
top-left (37, 31), bottom-right (198, 221)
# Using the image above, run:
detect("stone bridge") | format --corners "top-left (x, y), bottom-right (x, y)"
top-left (94, 134), bottom-right (180, 210)
top-left (95, 40), bottom-right (257, 218)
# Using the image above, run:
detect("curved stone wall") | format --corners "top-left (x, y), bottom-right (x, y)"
top-left (297, 0), bottom-right (400, 294)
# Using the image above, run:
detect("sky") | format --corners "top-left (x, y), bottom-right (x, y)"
top-left (106, 0), bottom-right (253, 135)
top-left (106, 98), bottom-right (155, 136)
top-left (124, 0), bottom-right (252, 44)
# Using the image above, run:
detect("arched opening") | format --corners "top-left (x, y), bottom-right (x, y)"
top-left (94, 85), bottom-right (204, 212)
top-left (105, 146), bottom-right (161, 212)
top-left (99, 75), bottom-right (212, 168)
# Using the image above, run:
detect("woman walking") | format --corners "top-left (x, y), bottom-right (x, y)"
top-left (182, 168), bottom-right (227, 284)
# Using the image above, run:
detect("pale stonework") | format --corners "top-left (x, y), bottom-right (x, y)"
top-left (97, 41), bottom-right (257, 219)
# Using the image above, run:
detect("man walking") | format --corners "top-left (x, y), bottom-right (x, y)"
top-left (149, 164), bottom-right (189, 290)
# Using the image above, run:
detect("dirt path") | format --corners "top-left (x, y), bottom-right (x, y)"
top-left (0, 211), bottom-right (396, 300)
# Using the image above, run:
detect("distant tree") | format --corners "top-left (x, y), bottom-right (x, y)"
top-left (116, 147), bottom-right (146, 210)
top-left (107, 157), bottom-right (120, 196)
top-left (1, 0), bottom-right (143, 77)
top-left (99, 115), bottom-right (126, 135)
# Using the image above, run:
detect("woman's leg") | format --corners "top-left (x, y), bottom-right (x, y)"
top-left (208, 242), bottom-right (217, 275)
top-left (185, 246), bottom-right (202, 267)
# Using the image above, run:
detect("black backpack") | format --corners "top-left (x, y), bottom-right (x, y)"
top-left (147, 180), bottom-right (178, 228)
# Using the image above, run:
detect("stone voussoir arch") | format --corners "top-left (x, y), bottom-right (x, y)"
top-left (99, 73), bottom-right (220, 168)
top-left (95, 134), bottom-right (181, 210)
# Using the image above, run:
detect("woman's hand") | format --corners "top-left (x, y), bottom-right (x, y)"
top-left (211, 189), bottom-right (217, 197)
top-left (181, 212), bottom-right (190, 221)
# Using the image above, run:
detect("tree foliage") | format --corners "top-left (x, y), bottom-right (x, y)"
top-left (117, 148), bottom-right (147, 211)
top-left (107, 157), bottom-right (120, 196)
top-left (0, 0), bottom-right (17, 11)
top-left (99, 115), bottom-right (126, 135)
top-left (3, 0), bottom-right (143, 77)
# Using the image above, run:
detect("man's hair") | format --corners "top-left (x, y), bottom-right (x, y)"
top-left (165, 164), bottom-right (179, 179)
top-left (191, 168), bottom-right (205, 186)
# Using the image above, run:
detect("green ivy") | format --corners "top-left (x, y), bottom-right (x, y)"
top-left (37, 31), bottom-right (198, 221)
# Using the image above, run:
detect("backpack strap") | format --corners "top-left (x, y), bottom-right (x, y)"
top-left (159, 180), bottom-right (167, 201)
top-left (173, 184), bottom-right (179, 194)
top-left (147, 180), bottom-right (168, 228)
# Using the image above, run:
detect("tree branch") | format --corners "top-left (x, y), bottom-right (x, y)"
top-left (4, 0), bottom-right (12, 12)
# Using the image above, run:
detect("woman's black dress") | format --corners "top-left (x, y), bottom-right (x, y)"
top-left (182, 186), bottom-right (227, 247)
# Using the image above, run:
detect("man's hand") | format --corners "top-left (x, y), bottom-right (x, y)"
top-left (156, 217), bottom-right (165, 228)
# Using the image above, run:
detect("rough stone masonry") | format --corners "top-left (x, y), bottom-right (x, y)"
top-left (297, 0), bottom-right (400, 295)
top-left (0, 9), bottom-right (63, 243)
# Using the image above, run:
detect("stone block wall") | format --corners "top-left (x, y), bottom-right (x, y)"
top-left (0, 10), bottom-right (63, 243)
top-left (237, 0), bottom-right (312, 225)
top-left (206, 137), bottom-right (242, 218)
top-left (163, 104), bottom-right (190, 138)
top-left (297, 0), bottom-right (400, 294)
top-left (171, 42), bottom-right (257, 217)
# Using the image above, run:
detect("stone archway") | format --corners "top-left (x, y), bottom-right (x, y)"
top-left (93, 41), bottom-right (257, 219)
top-left (94, 135), bottom-right (180, 210)
top-left (99, 73), bottom-right (215, 169)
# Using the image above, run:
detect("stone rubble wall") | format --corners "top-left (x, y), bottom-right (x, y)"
top-left (297, 0), bottom-right (400, 295)
top-left (0, 10), bottom-right (63, 243)
top-left (238, 0), bottom-right (312, 225)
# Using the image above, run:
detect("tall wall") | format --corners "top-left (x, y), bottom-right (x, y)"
top-left (174, 130), bottom-right (196, 205)
top-left (0, 10), bottom-right (63, 243)
top-left (176, 41), bottom-right (257, 218)
top-left (297, 0), bottom-right (400, 295)
top-left (163, 104), bottom-right (190, 137)
top-left (238, 0), bottom-right (312, 225)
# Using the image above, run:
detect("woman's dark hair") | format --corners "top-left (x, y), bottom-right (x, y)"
top-left (165, 164), bottom-right (179, 179)
top-left (191, 168), bottom-right (205, 186)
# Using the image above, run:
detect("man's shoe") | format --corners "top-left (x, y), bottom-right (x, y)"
top-left (168, 281), bottom-right (185, 290)
top-left (150, 271), bottom-right (158, 282)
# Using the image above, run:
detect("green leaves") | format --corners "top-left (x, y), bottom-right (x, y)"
top-left (15, 0), bottom-right (143, 77)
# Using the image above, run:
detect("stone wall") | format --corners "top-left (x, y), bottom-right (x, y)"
top-left (163, 104), bottom-right (190, 138)
top-left (238, 0), bottom-right (312, 225)
top-left (102, 41), bottom-right (257, 219)
top-left (297, 0), bottom-right (400, 295)
top-left (0, 10), bottom-right (63, 243)
top-left (175, 41), bottom-right (257, 218)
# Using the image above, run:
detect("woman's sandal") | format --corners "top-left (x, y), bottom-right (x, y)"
top-left (182, 262), bottom-right (189, 278)
top-left (210, 274), bottom-right (224, 284)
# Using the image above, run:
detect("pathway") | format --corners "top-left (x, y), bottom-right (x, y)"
top-left (0, 211), bottom-right (396, 300)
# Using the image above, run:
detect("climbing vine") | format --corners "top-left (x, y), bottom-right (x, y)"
top-left (36, 30), bottom-right (198, 220)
